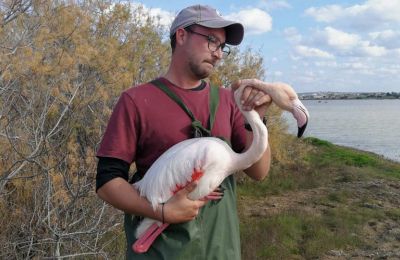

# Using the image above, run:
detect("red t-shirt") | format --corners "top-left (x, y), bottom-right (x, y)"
top-left (96, 78), bottom-right (247, 175)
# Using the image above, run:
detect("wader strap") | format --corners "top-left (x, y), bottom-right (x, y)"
top-left (151, 79), bottom-right (219, 138)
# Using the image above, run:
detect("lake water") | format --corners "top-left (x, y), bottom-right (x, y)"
top-left (283, 99), bottom-right (400, 162)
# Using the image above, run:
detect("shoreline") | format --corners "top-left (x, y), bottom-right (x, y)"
top-left (299, 92), bottom-right (400, 100)
top-left (307, 136), bottom-right (400, 163)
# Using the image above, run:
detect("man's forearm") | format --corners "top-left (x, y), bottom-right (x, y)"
top-left (244, 145), bottom-right (271, 180)
top-left (97, 177), bottom-right (208, 224)
top-left (243, 131), bottom-right (271, 181)
top-left (97, 177), bottom-right (162, 221)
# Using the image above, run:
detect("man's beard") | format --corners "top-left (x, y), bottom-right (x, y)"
top-left (188, 58), bottom-right (215, 79)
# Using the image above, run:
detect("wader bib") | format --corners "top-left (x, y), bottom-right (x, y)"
top-left (125, 80), bottom-right (241, 259)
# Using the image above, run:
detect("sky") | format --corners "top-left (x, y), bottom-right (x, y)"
top-left (130, 0), bottom-right (400, 93)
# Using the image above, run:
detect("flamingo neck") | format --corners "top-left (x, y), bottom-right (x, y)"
top-left (230, 87), bottom-right (269, 171)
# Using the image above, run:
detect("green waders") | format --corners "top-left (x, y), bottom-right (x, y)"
top-left (124, 80), bottom-right (241, 259)
top-left (125, 176), bottom-right (241, 259)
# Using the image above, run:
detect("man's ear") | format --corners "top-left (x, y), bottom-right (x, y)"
top-left (175, 28), bottom-right (187, 46)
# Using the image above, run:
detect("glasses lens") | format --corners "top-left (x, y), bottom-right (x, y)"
top-left (222, 45), bottom-right (230, 56)
top-left (207, 37), bottom-right (219, 51)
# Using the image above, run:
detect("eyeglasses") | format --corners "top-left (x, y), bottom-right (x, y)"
top-left (185, 27), bottom-right (231, 56)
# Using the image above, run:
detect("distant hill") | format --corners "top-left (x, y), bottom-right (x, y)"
top-left (299, 92), bottom-right (400, 100)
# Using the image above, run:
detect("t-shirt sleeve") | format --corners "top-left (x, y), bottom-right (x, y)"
top-left (96, 157), bottom-right (130, 191)
top-left (96, 92), bottom-right (139, 164)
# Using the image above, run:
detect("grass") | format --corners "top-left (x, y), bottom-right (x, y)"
top-left (238, 137), bottom-right (400, 259)
top-left (240, 208), bottom-right (364, 259)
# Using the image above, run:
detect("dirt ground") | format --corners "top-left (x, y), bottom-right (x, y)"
top-left (240, 179), bottom-right (400, 259)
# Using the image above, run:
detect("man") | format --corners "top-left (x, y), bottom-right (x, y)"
top-left (96, 4), bottom-right (271, 259)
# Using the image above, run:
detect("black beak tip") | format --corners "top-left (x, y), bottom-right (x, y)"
top-left (297, 122), bottom-right (308, 138)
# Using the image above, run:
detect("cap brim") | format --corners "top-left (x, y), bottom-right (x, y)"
top-left (197, 20), bottom-right (244, 45)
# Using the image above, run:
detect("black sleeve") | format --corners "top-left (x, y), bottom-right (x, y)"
top-left (96, 157), bottom-right (130, 192)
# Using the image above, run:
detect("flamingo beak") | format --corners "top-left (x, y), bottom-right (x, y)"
top-left (292, 99), bottom-right (309, 138)
top-left (297, 121), bottom-right (308, 138)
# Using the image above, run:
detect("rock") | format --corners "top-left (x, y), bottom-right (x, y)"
top-left (327, 249), bottom-right (346, 257)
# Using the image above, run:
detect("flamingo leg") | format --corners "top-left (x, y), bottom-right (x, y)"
top-left (132, 222), bottom-right (169, 253)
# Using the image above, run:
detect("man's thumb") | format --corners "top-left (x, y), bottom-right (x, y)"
top-left (229, 80), bottom-right (241, 91)
top-left (182, 181), bottom-right (198, 194)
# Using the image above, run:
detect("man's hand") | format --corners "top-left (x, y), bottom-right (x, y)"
top-left (230, 79), bottom-right (272, 117)
top-left (163, 181), bottom-right (207, 223)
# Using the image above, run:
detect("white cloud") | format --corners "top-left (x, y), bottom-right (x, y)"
top-left (283, 27), bottom-right (302, 44)
top-left (226, 8), bottom-right (272, 35)
top-left (147, 7), bottom-right (175, 27)
top-left (296, 75), bottom-right (316, 84)
top-left (259, 0), bottom-right (291, 10)
top-left (369, 30), bottom-right (400, 49)
top-left (370, 30), bottom-right (397, 40)
top-left (318, 27), bottom-right (361, 51)
top-left (292, 27), bottom-right (389, 58)
top-left (305, 0), bottom-right (400, 30)
top-left (377, 66), bottom-right (400, 75)
top-left (314, 61), bottom-right (338, 68)
top-left (343, 62), bottom-right (370, 70)
top-left (294, 45), bottom-right (334, 59)
top-left (366, 0), bottom-right (400, 22)
top-left (128, 2), bottom-right (174, 28)
top-left (395, 49), bottom-right (400, 57)
top-left (304, 5), bottom-right (343, 23)
top-left (357, 41), bottom-right (387, 57)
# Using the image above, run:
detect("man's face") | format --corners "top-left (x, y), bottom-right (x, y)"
top-left (184, 26), bottom-right (226, 79)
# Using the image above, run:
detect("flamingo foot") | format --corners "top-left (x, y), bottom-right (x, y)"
top-left (132, 222), bottom-right (169, 253)
top-left (201, 187), bottom-right (225, 201)
top-left (203, 194), bottom-right (223, 200)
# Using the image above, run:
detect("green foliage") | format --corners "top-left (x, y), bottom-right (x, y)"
top-left (306, 137), bottom-right (380, 167)
top-left (305, 137), bottom-right (334, 147)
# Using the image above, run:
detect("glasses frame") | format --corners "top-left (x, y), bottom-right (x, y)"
top-left (184, 27), bottom-right (231, 56)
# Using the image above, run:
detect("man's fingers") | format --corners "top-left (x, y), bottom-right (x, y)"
top-left (230, 78), bottom-right (261, 91)
top-left (241, 86), bottom-right (253, 104)
top-left (254, 94), bottom-right (272, 106)
top-left (243, 89), bottom-right (261, 106)
top-left (181, 181), bottom-right (198, 194)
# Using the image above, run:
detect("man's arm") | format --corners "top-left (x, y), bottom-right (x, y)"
top-left (97, 174), bottom-right (206, 224)
top-left (243, 132), bottom-right (271, 180)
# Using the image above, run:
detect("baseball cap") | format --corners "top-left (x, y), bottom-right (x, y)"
top-left (170, 5), bottom-right (244, 45)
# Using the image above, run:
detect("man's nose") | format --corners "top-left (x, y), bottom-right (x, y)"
top-left (212, 47), bottom-right (223, 59)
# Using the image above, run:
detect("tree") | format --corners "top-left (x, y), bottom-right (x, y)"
top-left (0, 1), bottom-right (169, 258)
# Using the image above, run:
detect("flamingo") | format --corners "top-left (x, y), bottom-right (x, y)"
top-left (132, 81), bottom-right (309, 253)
